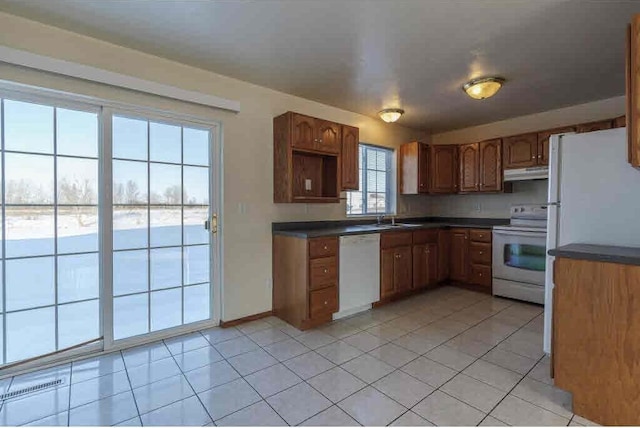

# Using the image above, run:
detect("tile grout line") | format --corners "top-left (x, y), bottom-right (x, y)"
top-left (119, 349), bottom-right (144, 427)
top-left (66, 362), bottom-right (72, 426)
top-left (163, 335), bottom-right (219, 426)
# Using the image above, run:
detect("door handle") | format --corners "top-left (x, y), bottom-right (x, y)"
top-left (204, 214), bottom-right (218, 234)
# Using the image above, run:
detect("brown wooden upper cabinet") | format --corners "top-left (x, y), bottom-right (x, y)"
top-left (503, 133), bottom-right (538, 169)
top-left (274, 111), bottom-right (359, 202)
top-left (628, 15), bottom-right (640, 168)
top-left (576, 119), bottom-right (613, 134)
top-left (479, 139), bottom-right (503, 192)
top-left (341, 125), bottom-right (359, 190)
top-left (458, 139), bottom-right (502, 193)
top-left (459, 143), bottom-right (479, 193)
top-left (399, 141), bottom-right (429, 194)
top-left (536, 126), bottom-right (576, 166)
top-left (429, 145), bottom-right (458, 194)
top-left (291, 113), bottom-right (340, 154)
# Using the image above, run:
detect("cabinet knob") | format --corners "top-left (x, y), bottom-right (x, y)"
top-left (319, 139), bottom-right (323, 143)
top-left (324, 300), bottom-right (328, 305)
top-left (479, 273), bottom-right (483, 277)
top-left (531, 155), bottom-right (536, 159)
top-left (479, 251), bottom-right (483, 255)
top-left (323, 268), bottom-right (328, 273)
top-left (479, 234), bottom-right (484, 238)
top-left (323, 245), bottom-right (328, 250)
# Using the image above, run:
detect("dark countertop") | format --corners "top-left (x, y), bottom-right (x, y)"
top-left (549, 244), bottom-right (640, 266)
top-left (273, 217), bottom-right (509, 238)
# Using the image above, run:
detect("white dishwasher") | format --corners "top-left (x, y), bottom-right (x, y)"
top-left (335, 233), bottom-right (381, 320)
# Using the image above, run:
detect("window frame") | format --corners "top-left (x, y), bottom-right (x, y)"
top-left (346, 143), bottom-right (396, 217)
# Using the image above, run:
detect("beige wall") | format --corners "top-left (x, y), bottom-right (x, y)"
top-left (0, 12), bottom-right (431, 321)
top-left (426, 96), bottom-right (626, 218)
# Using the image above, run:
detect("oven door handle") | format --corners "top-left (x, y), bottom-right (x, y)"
top-left (493, 230), bottom-right (547, 238)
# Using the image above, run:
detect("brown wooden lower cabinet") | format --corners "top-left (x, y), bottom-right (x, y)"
top-left (437, 229), bottom-right (450, 282)
top-left (380, 235), bottom-right (412, 300)
top-left (553, 256), bottom-right (640, 425)
top-left (449, 228), bottom-right (469, 282)
top-left (449, 228), bottom-right (493, 291)
top-left (413, 243), bottom-right (438, 290)
top-left (273, 235), bottom-right (339, 330)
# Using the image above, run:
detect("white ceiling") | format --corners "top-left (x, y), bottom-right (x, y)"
top-left (0, 0), bottom-right (638, 132)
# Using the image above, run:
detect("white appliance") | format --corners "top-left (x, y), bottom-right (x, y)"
top-left (335, 233), bottom-right (381, 319)
top-left (504, 166), bottom-right (549, 181)
top-left (544, 127), bottom-right (640, 353)
top-left (492, 205), bottom-right (548, 305)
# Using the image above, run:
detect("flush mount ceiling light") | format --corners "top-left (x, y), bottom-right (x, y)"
top-left (463, 77), bottom-right (505, 100)
top-left (378, 108), bottom-right (404, 123)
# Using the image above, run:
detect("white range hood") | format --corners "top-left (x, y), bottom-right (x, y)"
top-left (504, 166), bottom-right (549, 181)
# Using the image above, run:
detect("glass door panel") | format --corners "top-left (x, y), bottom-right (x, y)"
top-left (112, 115), bottom-right (211, 341)
top-left (0, 98), bottom-right (100, 365)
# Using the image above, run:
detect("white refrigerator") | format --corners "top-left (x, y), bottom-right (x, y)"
top-left (544, 127), bottom-right (640, 353)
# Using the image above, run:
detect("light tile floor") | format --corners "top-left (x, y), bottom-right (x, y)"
top-left (0, 286), bottom-right (600, 426)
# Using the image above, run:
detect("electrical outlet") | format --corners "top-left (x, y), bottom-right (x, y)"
top-left (305, 179), bottom-right (312, 191)
top-left (474, 203), bottom-right (482, 213)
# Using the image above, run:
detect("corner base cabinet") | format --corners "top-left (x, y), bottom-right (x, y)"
top-left (273, 235), bottom-right (339, 329)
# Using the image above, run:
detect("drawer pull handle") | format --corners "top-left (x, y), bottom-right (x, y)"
top-left (323, 269), bottom-right (328, 273)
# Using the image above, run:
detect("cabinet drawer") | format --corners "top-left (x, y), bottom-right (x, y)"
top-left (413, 229), bottom-right (439, 245)
top-left (309, 237), bottom-right (338, 259)
top-left (470, 242), bottom-right (492, 265)
top-left (470, 229), bottom-right (491, 243)
top-left (309, 286), bottom-right (338, 319)
top-left (470, 264), bottom-right (492, 287)
top-left (309, 257), bottom-right (337, 290)
top-left (381, 231), bottom-right (413, 249)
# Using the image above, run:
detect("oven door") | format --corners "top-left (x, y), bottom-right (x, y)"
top-left (492, 228), bottom-right (547, 286)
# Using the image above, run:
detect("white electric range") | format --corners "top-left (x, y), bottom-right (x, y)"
top-left (492, 204), bottom-right (547, 304)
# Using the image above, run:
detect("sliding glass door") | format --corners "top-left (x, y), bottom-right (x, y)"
top-left (111, 114), bottom-right (212, 341)
top-left (0, 91), bottom-right (219, 368)
top-left (0, 98), bottom-right (100, 365)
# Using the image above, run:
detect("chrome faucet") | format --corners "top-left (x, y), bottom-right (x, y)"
top-left (376, 215), bottom-right (385, 225)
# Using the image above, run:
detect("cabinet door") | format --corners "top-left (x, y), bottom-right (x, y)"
top-left (429, 145), bottom-right (458, 194)
top-left (537, 126), bottom-right (575, 166)
top-left (459, 143), bottom-right (479, 193)
top-left (426, 243), bottom-right (438, 286)
top-left (316, 120), bottom-right (341, 153)
top-left (381, 248), bottom-right (396, 299)
top-left (449, 229), bottom-right (469, 282)
top-left (291, 113), bottom-right (316, 151)
top-left (503, 133), bottom-right (538, 169)
top-left (341, 125), bottom-right (359, 190)
top-left (576, 120), bottom-right (613, 134)
top-left (479, 139), bottom-right (502, 192)
top-left (412, 244), bottom-right (427, 290)
top-left (437, 229), bottom-right (450, 282)
top-left (394, 246), bottom-right (413, 293)
top-left (418, 143), bottom-right (430, 193)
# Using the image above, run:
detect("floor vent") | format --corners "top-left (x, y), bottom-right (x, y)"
top-left (0, 378), bottom-right (63, 401)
